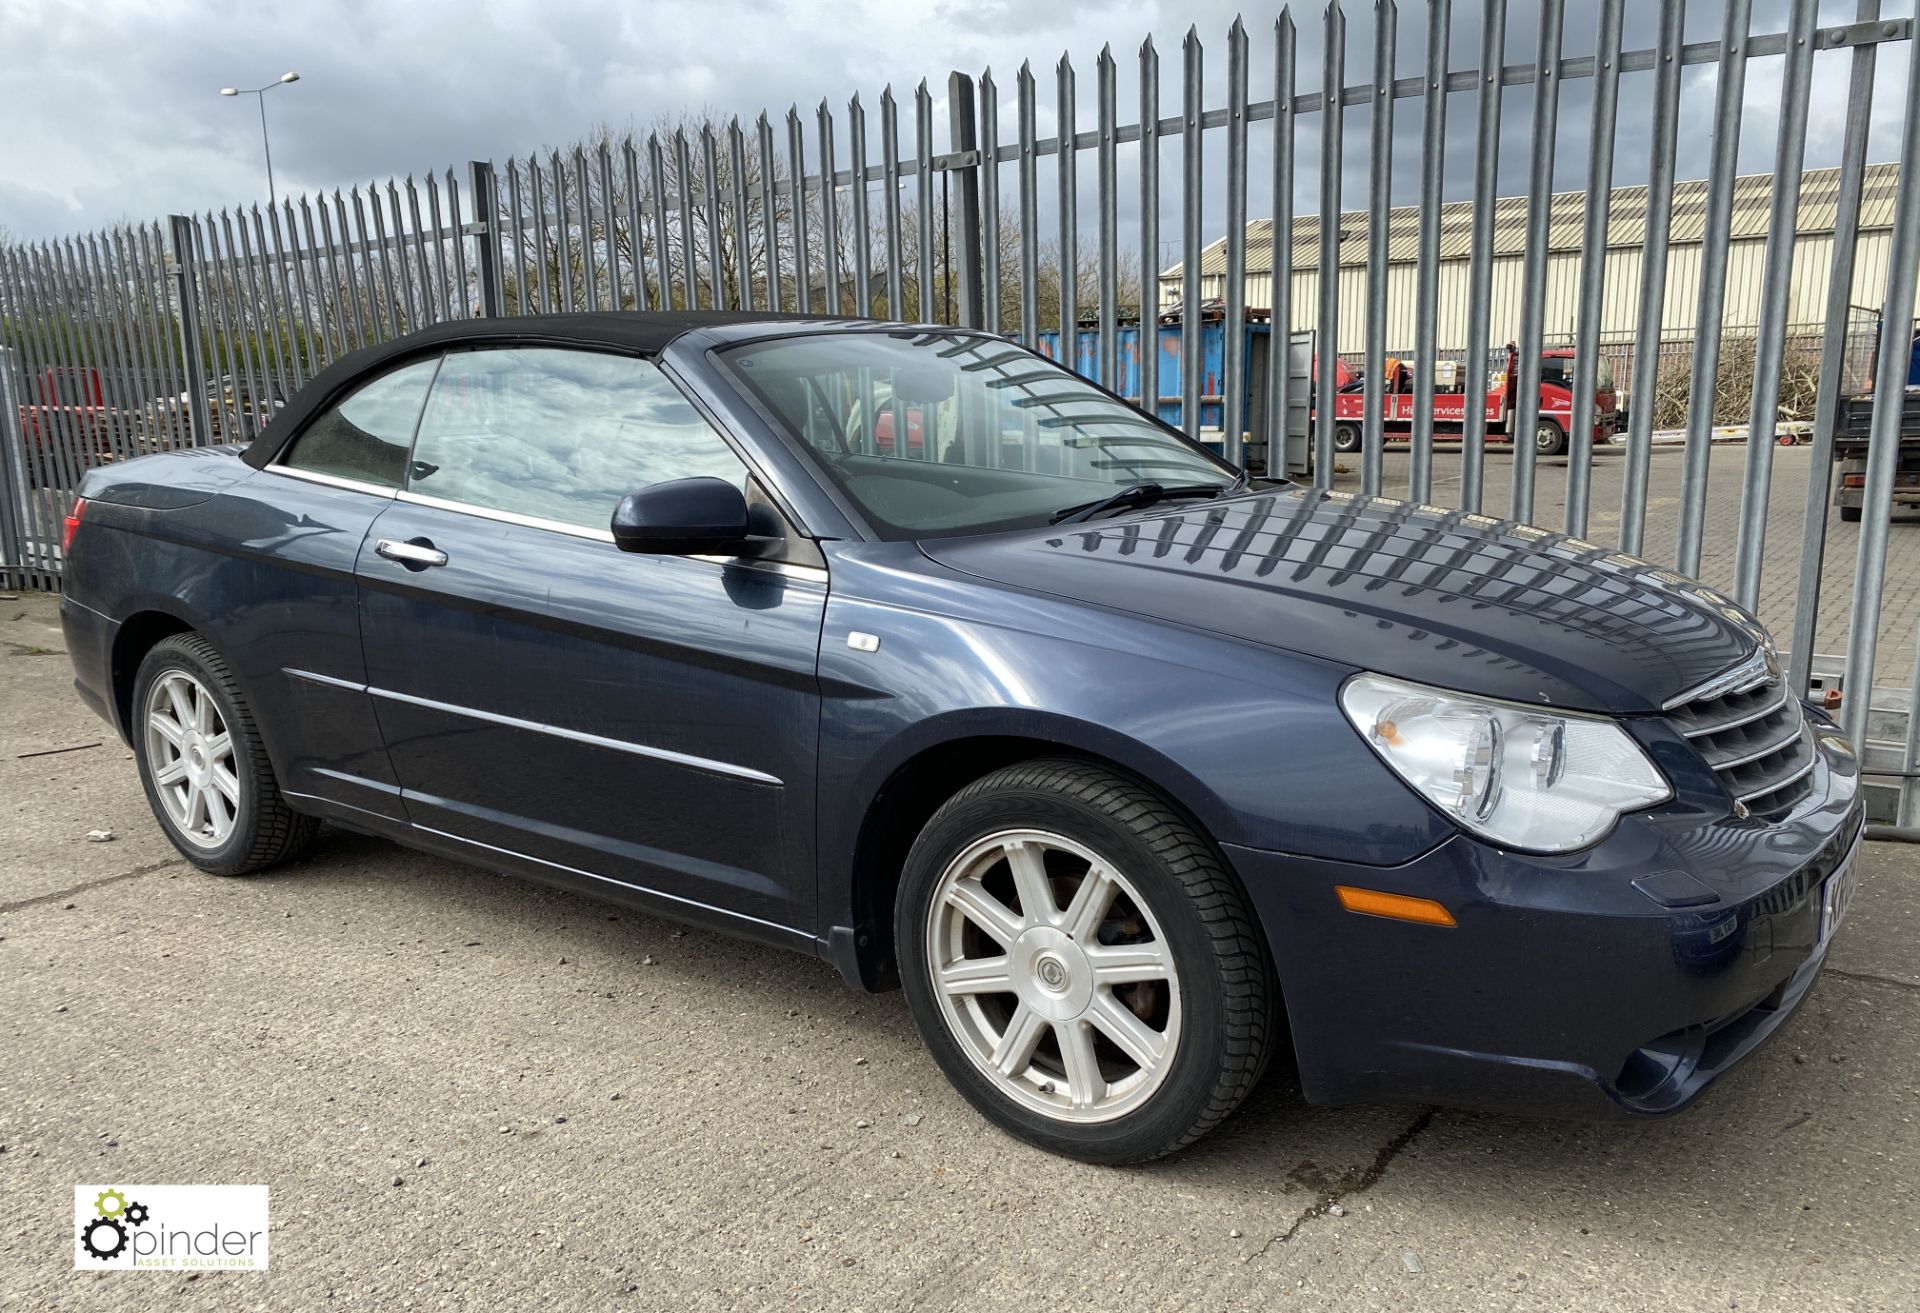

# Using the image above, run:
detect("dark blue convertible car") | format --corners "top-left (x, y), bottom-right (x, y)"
top-left (61, 313), bottom-right (1862, 1162)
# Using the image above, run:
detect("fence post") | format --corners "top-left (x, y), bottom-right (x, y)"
top-left (0, 346), bottom-right (28, 587)
top-left (468, 161), bottom-right (505, 318)
top-left (945, 71), bottom-right (985, 329)
top-left (166, 216), bottom-right (214, 449)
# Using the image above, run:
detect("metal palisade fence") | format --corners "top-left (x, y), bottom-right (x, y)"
top-left (3, 3), bottom-right (1920, 766)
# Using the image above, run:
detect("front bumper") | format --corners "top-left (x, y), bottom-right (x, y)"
top-left (1227, 715), bottom-right (1862, 1118)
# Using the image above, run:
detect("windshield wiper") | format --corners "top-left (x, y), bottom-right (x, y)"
top-left (1048, 481), bottom-right (1234, 525)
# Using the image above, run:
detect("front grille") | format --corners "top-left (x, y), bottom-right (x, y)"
top-left (1665, 652), bottom-right (1815, 815)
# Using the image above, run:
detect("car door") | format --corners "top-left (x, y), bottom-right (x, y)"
top-left (353, 345), bottom-right (826, 936)
top-left (236, 354), bottom-right (442, 825)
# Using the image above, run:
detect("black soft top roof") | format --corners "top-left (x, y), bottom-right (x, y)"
top-left (239, 310), bottom-right (882, 469)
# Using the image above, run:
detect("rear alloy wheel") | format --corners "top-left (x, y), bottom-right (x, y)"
top-left (1333, 422), bottom-right (1363, 453)
top-left (1535, 419), bottom-right (1568, 456)
top-left (897, 760), bottom-right (1274, 1163)
top-left (132, 633), bottom-right (317, 875)
top-left (144, 669), bottom-right (240, 850)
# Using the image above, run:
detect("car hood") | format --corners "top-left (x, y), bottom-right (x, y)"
top-left (918, 486), bottom-right (1765, 714)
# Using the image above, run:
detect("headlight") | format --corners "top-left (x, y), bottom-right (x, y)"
top-left (1338, 673), bottom-right (1671, 853)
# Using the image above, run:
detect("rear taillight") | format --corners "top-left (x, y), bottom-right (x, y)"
top-left (62, 497), bottom-right (87, 551)
top-left (1841, 474), bottom-right (1867, 489)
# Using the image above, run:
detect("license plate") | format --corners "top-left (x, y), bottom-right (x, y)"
top-left (1819, 850), bottom-right (1860, 948)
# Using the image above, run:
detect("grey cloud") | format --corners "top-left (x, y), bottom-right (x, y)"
top-left (0, 0), bottom-right (1910, 244)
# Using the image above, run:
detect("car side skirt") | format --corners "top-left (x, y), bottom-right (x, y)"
top-left (284, 788), bottom-right (820, 961)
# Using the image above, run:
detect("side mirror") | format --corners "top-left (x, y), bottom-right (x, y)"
top-left (610, 477), bottom-right (775, 557)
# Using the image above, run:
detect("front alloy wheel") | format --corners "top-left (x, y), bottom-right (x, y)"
top-left (927, 829), bottom-right (1182, 1123)
top-left (898, 759), bottom-right (1274, 1163)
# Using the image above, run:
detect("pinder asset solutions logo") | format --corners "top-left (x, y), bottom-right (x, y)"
top-left (74, 1185), bottom-right (269, 1270)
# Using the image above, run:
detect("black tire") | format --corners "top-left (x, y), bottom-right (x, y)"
top-left (131, 632), bottom-right (318, 875)
top-left (896, 759), bottom-right (1275, 1164)
top-left (1534, 419), bottom-right (1568, 457)
top-left (1333, 422), bottom-right (1363, 454)
top-left (1840, 505), bottom-right (1863, 523)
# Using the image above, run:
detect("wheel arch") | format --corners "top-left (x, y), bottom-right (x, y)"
top-left (109, 608), bottom-right (197, 739)
top-left (830, 718), bottom-right (1249, 994)
top-left (104, 594), bottom-right (286, 763)
top-left (1535, 415), bottom-right (1568, 455)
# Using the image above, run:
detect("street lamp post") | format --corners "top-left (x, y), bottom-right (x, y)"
top-left (219, 72), bottom-right (301, 205)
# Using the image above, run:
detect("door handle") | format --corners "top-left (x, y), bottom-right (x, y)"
top-left (375, 537), bottom-right (448, 569)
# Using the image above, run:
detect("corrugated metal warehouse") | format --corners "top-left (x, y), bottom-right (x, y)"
top-left (1158, 162), bottom-right (1912, 357)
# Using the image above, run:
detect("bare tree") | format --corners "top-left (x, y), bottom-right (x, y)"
top-left (1002, 232), bottom-right (1143, 336)
top-left (812, 199), bottom-right (1142, 331)
top-left (492, 122), bottom-right (1140, 338)
top-left (497, 115), bottom-right (798, 314)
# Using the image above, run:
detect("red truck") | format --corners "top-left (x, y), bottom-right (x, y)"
top-left (1318, 345), bottom-right (1621, 457)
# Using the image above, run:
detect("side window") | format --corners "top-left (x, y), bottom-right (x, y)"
top-left (407, 348), bottom-right (750, 531)
top-left (280, 358), bottom-right (439, 487)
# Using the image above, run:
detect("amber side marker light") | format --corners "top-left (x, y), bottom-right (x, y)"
top-left (1335, 885), bottom-right (1457, 927)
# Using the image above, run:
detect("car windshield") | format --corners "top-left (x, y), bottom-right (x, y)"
top-left (716, 331), bottom-right (1239, 540)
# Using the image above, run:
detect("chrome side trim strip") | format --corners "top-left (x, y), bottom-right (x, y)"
top-left (62, 594), bottom-right (115, 623)
top-left (281, 787), bottom-right (406, 823)
top-left (689, 554), bottom-right (830, 584)
top-left (373, 683), bottom-right (782, 785)
top-left (307, 767), bottom-right (405, 797)
top-left (390, 490), bottom-right (829, 581)
top-left (283, 667), bottom-right (367, 692)
top-left (264, 464), bottom-right (401, 498)
top-left (395, 488), bottom-right (615, 542)
top-left (412, 822), bottom-right (802, 939)
top-left (283, 666), bottom-right (781, 785)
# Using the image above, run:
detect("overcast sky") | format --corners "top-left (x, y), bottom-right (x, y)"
top-left (1, 0), bottom-right (1914, 248)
